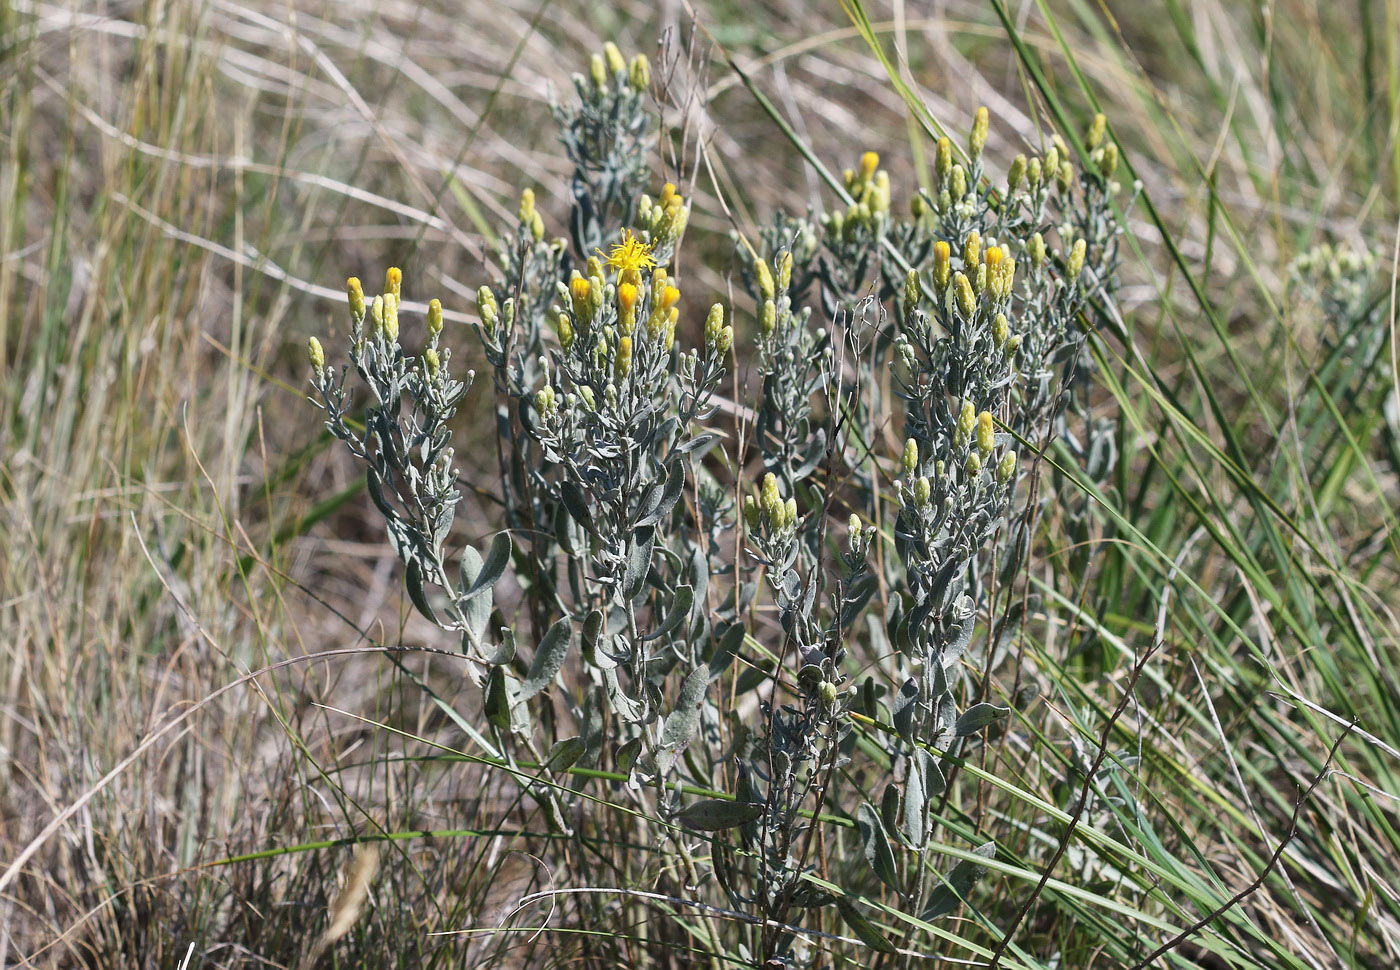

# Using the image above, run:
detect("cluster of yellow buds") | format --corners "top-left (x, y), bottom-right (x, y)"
top-left (589, 42), bottom-right (650, 94)
top-left (377, 267), bottom-right (402, 342)
top-left (703, 303), bottom-right (733, 355)
top-left (982, 245), bottom-right (1017, 300)
top-left (568, 270), bottom-right (604, 326)
top-left (1005, 136), bottom-right (1074, 200)
top-left (1084, 113), bottom-right (1117, 180)
top-left (743, 472), bottom-right (799, 533)
top-left (996, 450), bottom-right (1017, 486)
top-left (646, 272), bottom-right (680, 343)
top-left (826, 151), bottom-right (891, 238)
top-left (638, 183), bottom-right (690, 252)
top-left (476, 286), bottom-right (499, 337)
top-left (535, 384), bottom-right (558, 417)
top-left (518, 188), bottom-right (546, 241)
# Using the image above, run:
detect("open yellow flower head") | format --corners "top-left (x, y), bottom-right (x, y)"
top-left (601, 229), bottom-right (657, 285)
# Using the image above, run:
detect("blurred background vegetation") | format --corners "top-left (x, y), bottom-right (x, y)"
top-left (2, 0), bottom-right (1398, 966)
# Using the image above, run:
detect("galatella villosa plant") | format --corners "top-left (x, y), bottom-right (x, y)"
top-left (306, 43), bottom-right (1131, 967)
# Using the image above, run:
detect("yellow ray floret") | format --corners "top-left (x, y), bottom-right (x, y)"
top-left (600, 229), bottom-right (657, 284)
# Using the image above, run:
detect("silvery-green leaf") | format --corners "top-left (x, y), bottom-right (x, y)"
top-left (955, 702), bottom-right (1010, 737)
top-left (856, 801), bottom-right (899, 891)
top-left (918, 745), bottom-right (946, 799)
top-left (615, 736), bottom-right (643, 774)
top-left (405, 559), bottom-right (438, 625)
top-left (902, 751), bottom-right (927, 848)
top-left (560, 481), bottom-right (595, 534)
top-left (518, 617), bottom-right (572, 701)
top-left (921, 842), bottom-right (995, 921)
top-left (483, 666), bottom-right (511, 732)
top-left (622, 526), bottom-right (654, 601)
top-left (677, 799), bottom-right (763, 831)
top-left (642, 584), bottom-right (692, 642)
top-left (462, 531), bottom-right (512, 599)
top-left (580, 609), bottom-right (605, 665)
top-left (544, 736), bottom-right (586, 772)
top-left (659, 665), bottom-right (709, 751)
top-left (892, 678), bottom-right (919, 744)
top-left (481, 625), bottom-right (515, 666)
top-left (880, 783), bottom-right (902, 836)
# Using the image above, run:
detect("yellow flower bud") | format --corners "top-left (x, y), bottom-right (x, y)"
top-left (954, 272), bottom-right (976, 316)
top-left (519, 187), bottom-right (536, 224)
top-left (370, 294), bottom-right (384, 334)
top-left (307, 336), bottom-right (325, 372)
top-left (901, 437), bottom-right (919, 476)
top-left (628, 53), bottom-right (650, 91)
top-left (476, 285), bottom-right (497, 335)
top-left (963, 230), bottom-right (981, 268)
top-left (658, 285), bottom-right (681, 311)
top-left (717, 325), bottom-right (733, 354)
top-left (1008, 155), bottom-right (1026, 192)
top-left (383, 293), bottom-right (399, 342)
top-left (977, 411), bottom-right (995, 455)
top-left (1099, 143), bottom-right (1118, 178)
top-left (743, 495), bottom-right (761, 531)
top-left (936, 136), bottom-right (953, 178)
top-left (427, 298), bottom-right (443, 337)
top-left (1068, 238), bottom-right (1087, 279)
top-left (1028, 233), bottom-right (1046, 269)
top-left (969, 105), bottom-right (989, 157)
top-left (760, 300), bottom-right (776, 337)
top-left (904, 269), bottom-right (921, 312)
top-left (997, 451), bottom-right (1017, 485)
top-left (932, 241), bottom-right (951, 292)
top-left (992, 312), bottom-right (1009, 348)
top-left (778, 251), bottom-right (793, 294)
top-left (704, 303), bottom-right (726, 349)
top-left (860, 150), bottom-right (879, 181)
top-left (616, 335), bottom-right (633, 376)
top-left (1028, 157), bottom-right (1042, 186)
top-left (761, 472), bottom-right (782, 526)
top-left (957, 399), bottom-right (977, 441)
top-left (985, 245), bottom-right (1003, 267)
top-left (570, 275), bottom-right (592, 322)
top-left (914, 476), bottom-right (932, 507)
top-left (950, 164), bottom-right (967, 200)
top-left (586, 255), bottom-right (605, 281)
top-left (754, 257), bottom-right (775, 302)
top-left (556, 312), bottom-right (574, 351)
top-left (589, 53), bottom-right (607, 89)
top-left (785, 498), bottom-right (798, 528)
top-left (347, 277), bottom-right (365, 318)
top-left (385, 266), bottom-right (402, 300)
top-left (1044, 146), bottom-right (1060, 179)
top-left (603, 42), bottom-right (626, 77)
top-left (1057, 160), bottom-right (1074, 193)
top-left (423, 347), bottom-right (440, 377)
top-left (1087, 112), bottom-right (1107, 150)
top-left (965, 452), bottom-right (982, 475)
